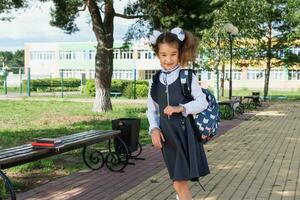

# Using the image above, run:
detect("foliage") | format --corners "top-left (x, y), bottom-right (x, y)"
top-left (85, 79), bottom-right (95, 96)
top-left (124, 0), bottom-right (224, 40)
top-left (123, 82), bottom-right (148, 98)
top-left (223, 0), bottom-right (300, 65)
top-left (0, 0), bottom-right (27, 21)
top-left (111, 79), bottom-right (130, 92)
top-left (85, 79), bottom-right (148, 98)
top-left (200, 0), bottom-right (300, 99)
top-left (136, 84), bottom-right (148, 97)
top-left (22, 78), bottom-right (81, 92)
top-left (49, 0), bottom-right (83, 34)
top-left (0, 50), bottom-right (24, 73)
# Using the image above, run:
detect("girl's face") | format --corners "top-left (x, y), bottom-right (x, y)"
top-left (157, 43), bottom-right (179, 71)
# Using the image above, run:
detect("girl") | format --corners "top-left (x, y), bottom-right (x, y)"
top-left (146, 27), bottom-right (210, 200)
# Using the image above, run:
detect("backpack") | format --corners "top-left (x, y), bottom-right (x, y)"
top-left (179, 69), bottom-right (220, 141)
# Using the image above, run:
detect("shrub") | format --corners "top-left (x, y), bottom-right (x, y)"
top-left (85, 79), bottom-right (95, 96)
top-left (123, 83), bottom-right (148, 98)
top-left (136, 84), bottom-right (148, 97)
top-left (22, 78), bottom-right (81, 92)
top-left (123, 83), bottom-right (134, 98)
top-left (84, 79), bottom-right (149, 98)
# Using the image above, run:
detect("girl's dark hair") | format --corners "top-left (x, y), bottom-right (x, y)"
top-left (151, 30), bottom-right (199, 67)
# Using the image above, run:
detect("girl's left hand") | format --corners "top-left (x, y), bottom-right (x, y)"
top-left (163, 105), bottom-right (185, 116)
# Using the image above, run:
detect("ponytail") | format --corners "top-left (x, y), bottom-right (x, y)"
top-left (180, 31), bottom-right (199, 67)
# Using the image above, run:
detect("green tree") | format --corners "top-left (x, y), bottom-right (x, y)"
top-left (222, 0), bottom-right (300, 99)
top-left (0, 51), bottom-right (13, 69)
top-left (0, 50), bottom-right (24, 73)
top-left (124, 0), bottom-right (223, 36)
top-left (0, 0), bottom-right (27, 21)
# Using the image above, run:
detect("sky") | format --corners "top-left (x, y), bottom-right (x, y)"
top-left (0, 1), bottom-right (137, 51)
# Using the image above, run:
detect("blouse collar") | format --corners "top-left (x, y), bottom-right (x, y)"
top-left (161, 65), bottom-right (180, 74)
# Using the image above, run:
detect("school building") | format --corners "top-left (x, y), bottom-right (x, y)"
top-left (24, 40), bottom-right (300, 90)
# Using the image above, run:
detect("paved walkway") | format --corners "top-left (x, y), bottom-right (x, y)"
top-left (18, 102), bottom-right (300, 200)
top-left (116, 102), bottom-right (300, 200)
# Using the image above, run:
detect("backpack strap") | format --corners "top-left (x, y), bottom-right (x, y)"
top-left (179, 69), bottom-right (195, 100)
top-left (150, 70), bottom-right (161, 101)
top-left (180, 69), bottom-right (203, 142)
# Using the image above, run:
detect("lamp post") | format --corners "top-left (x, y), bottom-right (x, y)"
top-left (224, 23), bottom-right (238, 100)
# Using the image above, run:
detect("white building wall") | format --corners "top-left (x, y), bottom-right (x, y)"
top-left (24, 43), bottom-right (60, 78)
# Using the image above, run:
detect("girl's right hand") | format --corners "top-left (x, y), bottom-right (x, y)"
top-left (151, 128), bottom-right (165, 149)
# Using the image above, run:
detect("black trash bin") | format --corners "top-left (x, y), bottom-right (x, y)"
top-left (112, 118), bottom-right (141, 153)
top-left (252, 92), bottom-right (261, 106)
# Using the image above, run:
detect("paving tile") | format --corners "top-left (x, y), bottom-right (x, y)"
top-left (17, 102), bottom-right (300, 200)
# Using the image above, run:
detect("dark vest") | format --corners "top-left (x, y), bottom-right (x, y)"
top-left (150, 71), bottom-right (190, 121)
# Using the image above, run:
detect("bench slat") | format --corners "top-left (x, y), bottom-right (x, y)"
top-left (0, 130), bottom-right (120, 169)
top-left (0, 144), bottom-right (32, 156)
top-left (0, 147), bottom-right (34, 160)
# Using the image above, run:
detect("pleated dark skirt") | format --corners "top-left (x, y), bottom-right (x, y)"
top-left (160, 114), bottom-right (210, 181)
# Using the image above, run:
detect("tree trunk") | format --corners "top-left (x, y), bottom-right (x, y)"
top-left (221, 62), bottom-right (225, 97)
top-left (213, 37), bottom-right (221, 100)
top-left (92, 43), bottom-right (113, 112)
top-left (264, 60), bottom-right (271, 100)
top-left (87, 0), bottom-right (114, 112)
top-left (263, 22), bottom-right (272, 100)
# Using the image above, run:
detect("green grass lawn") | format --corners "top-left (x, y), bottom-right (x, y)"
top-left (219, 88), bottom-right (300, 101)
top-left (0, 99), bottom-right (150, 193)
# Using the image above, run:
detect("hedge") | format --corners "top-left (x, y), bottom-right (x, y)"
top-left (22, 78), bottom-right (81, 92)
top-left (85, 79), bottom-right (149, 98)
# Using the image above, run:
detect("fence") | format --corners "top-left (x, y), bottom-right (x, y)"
top-left (0, 68), bottom-right (86, 97)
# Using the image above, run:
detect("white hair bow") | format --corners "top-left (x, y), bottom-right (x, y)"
top-left (149, 27), bottom-right (185, 45)
top-left (170, 27), bottom-right (185, 42)
top-left (149, 30), bottom-right (162, 45)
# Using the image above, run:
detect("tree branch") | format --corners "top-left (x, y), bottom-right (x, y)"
top-left (78, 4), bottom-right (87, 12)
top-left (86, 0), bottom-right (105, 40)
top-left (114, 12), bottom-right (144, 19)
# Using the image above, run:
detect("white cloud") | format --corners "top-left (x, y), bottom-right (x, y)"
top-left (0, 1), bottom-right (137, 49)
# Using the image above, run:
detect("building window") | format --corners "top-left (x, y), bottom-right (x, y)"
top-left (291, 47), bottom-right (300, 55)
top-left (66, 51), bottom-right (72, 60)
top-left (145, 70), bottom-right (160, 80)
top-left (84, 51), bottom-right (88, 60)
top-left (288, 70), bottom-right (300, 80)
top-left (224, 70), bottom-right (241, 80)
top-left (61, 69), bottom-right (84, 78)
top-left (270, 69), bottom-right (283, 80)
top-left (121, 52), bottom-right (126, 59)
top-left (247, 70), bottom-right (264, 80)
top-left (30, 51), bottom-right (55, 60)
top-left (207, 72), bottom-right (212, 80)
top-left (112, 70), bottom-right (133, 80)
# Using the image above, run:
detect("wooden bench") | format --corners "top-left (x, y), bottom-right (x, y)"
top-left (0, 130), bottom-right (129, 200)
top-left (231, 96), bottom-right (245, 114)
top-left (243, 92), bottom-right (262, 109)
top-left (110, 91), bottom-right (122, 97)
top-left (218, 98), bottom-right (244, 120)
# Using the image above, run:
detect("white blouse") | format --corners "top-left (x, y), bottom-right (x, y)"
top-left (146, 67), bottom-right (209, 134)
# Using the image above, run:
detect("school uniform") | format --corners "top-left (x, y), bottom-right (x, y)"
top-left (147, 66), bottom-right (210, 181)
